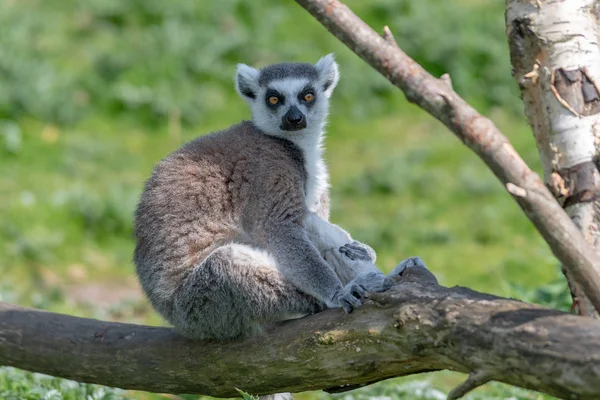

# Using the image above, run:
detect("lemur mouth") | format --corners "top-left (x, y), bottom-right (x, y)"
top-left (280, 124), bottom-right (306, 132)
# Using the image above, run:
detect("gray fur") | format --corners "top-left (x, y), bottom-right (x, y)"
top-left (258, 63), bottom-right (319, 86)
top-left (134, 123), bottom-right (324, 339)
top-left (134, 55), bottom-right (394, 341)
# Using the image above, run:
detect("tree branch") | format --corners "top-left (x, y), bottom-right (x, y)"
top-left (447, 371), bottom-right (493, 400)
top-left (1, 267), bottom-right (600, 398)
top-left (293, 0), bottom-right (600, 315)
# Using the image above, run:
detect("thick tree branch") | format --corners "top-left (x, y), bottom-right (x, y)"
top-left (293, 0), bottom-right (600, 314)
top-left (1, 267), bottom-right (600, 399)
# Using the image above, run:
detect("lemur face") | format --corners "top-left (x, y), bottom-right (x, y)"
top-left (235, 54), bottom-right (339, 137)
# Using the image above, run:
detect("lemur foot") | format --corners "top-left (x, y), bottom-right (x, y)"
top-left (339, 241), bottom-right (376, 262)
top-left (389, 256), bottom-right (428, 277)
top-left (351, 271), bottom-right (393, 293)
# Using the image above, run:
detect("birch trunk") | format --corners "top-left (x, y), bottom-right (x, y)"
top-left (506, 0), bottom-right (600, 317)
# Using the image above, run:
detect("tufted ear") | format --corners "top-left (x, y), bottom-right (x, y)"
top-left (235, 64), bottom-right (260, 103)
top-left (315, 53), bottom-right (340, 98)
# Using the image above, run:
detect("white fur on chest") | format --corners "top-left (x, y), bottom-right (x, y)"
top-left (289, 130), bottom-right (329, 211)
top-left (304, 150), bottom-right (328, 211)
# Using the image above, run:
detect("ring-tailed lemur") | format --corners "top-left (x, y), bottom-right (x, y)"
top-left (134, 54), bottom-right (411, 341)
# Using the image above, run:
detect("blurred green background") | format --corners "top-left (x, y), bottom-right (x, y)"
top-left (0, 0), bottom-right (569, 399)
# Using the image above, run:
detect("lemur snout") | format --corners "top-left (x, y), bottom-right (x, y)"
top-left (281, 106), bottom-right (306, 131)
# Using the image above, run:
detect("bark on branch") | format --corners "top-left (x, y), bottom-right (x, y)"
top-left (293, 0), bottom-right (600, 315)
top-left (2, 267), bottom-right (600, 399)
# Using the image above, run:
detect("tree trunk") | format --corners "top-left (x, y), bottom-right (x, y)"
top-left (2, 266), bottom-right (600, 399)
top-left (506, 0), bottom-right (600, 317)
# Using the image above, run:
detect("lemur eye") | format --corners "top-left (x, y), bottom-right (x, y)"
top-left (268, 96), bottom-right (279, 105)
top-left (303, 93), bottom-right (314, 102)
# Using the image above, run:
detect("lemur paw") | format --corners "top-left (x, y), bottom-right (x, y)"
top-left (352, 271), bottom-right (392, 293)
top-left (389, 256), bottom-right (428, 277)
top-left (332, 281), bottom-right (367, 313)
top-left (339, 241), bottom-right (376, 262)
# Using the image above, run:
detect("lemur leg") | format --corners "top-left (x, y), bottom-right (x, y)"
top-left (169, 243), bottom-right (323, 340)
top-left (304, 213), bottom-right (390, 292)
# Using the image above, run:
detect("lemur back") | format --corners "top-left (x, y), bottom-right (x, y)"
top-left (134, 55), bottom-right (394, 341)
top-left (135, 122), bottom-right (326, 338)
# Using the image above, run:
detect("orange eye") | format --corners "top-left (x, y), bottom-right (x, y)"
top-left (268, 96), bottom-right (279, 105)
top-left (304, 93), bottom-right (314, 102)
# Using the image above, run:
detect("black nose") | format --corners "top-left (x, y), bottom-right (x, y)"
top-left (287, 113), bottom-right (304, 125)
top-left (281, 106), bottom-right (307, 131)
top-left (286, 107), bottom-right (304, 125)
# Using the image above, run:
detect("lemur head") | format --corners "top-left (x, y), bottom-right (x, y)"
top-left (235, 54), bottom-right (339, 137)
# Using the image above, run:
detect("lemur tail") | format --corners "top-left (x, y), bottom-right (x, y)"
top-left (165, 243), bottom-right (322, 339)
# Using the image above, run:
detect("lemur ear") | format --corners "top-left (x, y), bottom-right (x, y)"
top-left (235, 64), bottom-right (260, 103)
top-left (315, 53), bottom-right (340, 98)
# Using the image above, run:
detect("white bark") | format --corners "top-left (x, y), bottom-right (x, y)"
top-left (506, 0), bottom-right (600, 316)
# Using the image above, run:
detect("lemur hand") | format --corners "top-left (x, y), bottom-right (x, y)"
top-left (339, 241), bottom-right (376, 263)
top-left (330, 281), bottom-right (367, 313)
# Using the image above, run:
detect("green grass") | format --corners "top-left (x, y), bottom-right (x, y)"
top-left (0, 367), bottom-right (129, 400)
top-left (0, 105), bottom-right (565, 400)
top-left (0, 0), bottom-right (570, 399)
top-left (1, 106), bottom-right (558, 309)
top-left (0, 367), bottom-right (556, 400)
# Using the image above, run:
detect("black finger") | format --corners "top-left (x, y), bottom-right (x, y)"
top-left (339, 246), bottom-right (356, 260)
top-left (351, 284), bottom-right (366, 299)
top-left (347, 294), bottom-right (362, 308)
top-left (341, 298), bottom-right (353, 313)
